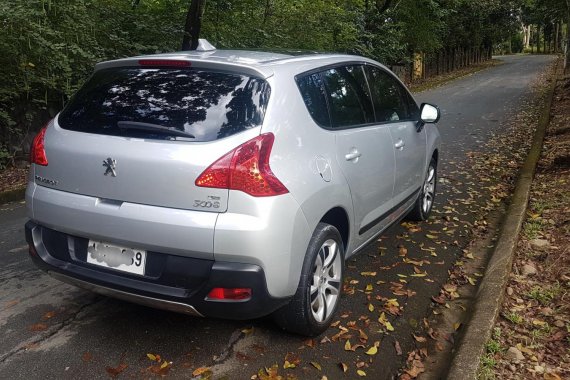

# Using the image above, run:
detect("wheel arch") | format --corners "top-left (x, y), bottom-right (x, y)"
top-left (432, 149), bottom-right (439, 165)
top-left (319, 207), bottom-right (350, 252)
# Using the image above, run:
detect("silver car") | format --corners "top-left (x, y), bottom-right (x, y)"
top-left (26, 41), bottom-right (441, 336)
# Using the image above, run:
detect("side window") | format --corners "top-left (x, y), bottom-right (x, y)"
top-left (321, 65), bottom-right (374, 128)
top-left (297, 73), bottom-right (331, 127)
top-left (404, 91), bottom-right (420, 120)
top-left (365, 66), bottom-right (410, 123)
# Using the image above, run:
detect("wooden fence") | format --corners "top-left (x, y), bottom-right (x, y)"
top-left (389, 46), bottom-right (493, 85)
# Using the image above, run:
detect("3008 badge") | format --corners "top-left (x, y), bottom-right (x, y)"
top-left (193, 200), bottom-right (220, 209)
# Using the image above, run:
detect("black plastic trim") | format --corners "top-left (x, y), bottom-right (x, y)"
top-left (358, 188), bottom-right (421, 235)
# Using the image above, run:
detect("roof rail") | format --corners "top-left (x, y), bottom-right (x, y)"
top-left (195, 39), bottom-right (216, 52)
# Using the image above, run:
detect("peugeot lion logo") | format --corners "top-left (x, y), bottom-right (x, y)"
top-left (103, 157), bottom-right (117, 177)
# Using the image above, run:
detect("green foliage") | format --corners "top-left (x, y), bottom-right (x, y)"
top-left (0, 0), bottom-right (530, 167)
top-left (0, 0), bottom-right (184, 163)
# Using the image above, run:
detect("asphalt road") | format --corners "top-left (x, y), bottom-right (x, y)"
top-left (0, 55), bottom-right (556, 380)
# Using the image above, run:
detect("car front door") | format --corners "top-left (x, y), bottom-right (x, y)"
top-left (365, 66), bottom-right (427, 207)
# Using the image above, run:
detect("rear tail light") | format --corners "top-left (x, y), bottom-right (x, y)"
top-left (30, 124), bottom-right (49, 166)
top-left (195, 133), bottom-right (288, 197)
top-left (206, 287), bottom-right (252, 301)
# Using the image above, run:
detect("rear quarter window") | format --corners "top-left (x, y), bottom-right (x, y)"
top-left (296, 73), bottom-right (331, 128)
top-left (58, 68), bottom-right (271, 142)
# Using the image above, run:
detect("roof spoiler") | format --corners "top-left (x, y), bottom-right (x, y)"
top-left (195, 39), bottom-right (216, 52)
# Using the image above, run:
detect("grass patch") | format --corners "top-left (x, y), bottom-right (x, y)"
top-left (526, 283), bottom-right (562, 305)
top-left (522, 219), bottom-right (545, 240)
top-left (478, 355), bottom-right (497, 380)
top-left (478, 329), bottom-right (503, 379)
top-left (503, 311), bottom-right (524, 325)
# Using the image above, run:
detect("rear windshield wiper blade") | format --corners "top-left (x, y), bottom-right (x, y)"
top-left (117, 121), bottom-right (195, 138)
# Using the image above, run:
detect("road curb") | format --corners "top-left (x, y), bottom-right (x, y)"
top-left (0, 187), bottom-right (26, 205)
top-left (445, 73), bottom-right (558, 379)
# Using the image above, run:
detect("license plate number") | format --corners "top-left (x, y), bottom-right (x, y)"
top-left (86, 240), bottom-right (146, 276)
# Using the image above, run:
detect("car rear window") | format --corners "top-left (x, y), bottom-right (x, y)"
top-left (58, 67), bottom-right (271, 142)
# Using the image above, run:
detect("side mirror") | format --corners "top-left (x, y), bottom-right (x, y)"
top-left (420, 103), bottom-right (441, 124)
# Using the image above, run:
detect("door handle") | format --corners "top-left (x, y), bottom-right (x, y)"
top-left (345, 150), bottom-right (362, 161)
top-left (394, 139), bottom-right (405, 149)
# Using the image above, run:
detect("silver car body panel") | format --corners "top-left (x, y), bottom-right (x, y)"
top-left (28, 182), bottom-right (217, 259)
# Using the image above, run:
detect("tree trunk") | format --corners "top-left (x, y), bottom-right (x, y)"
top-left (523, 25), bottom-right (531, 48)
top-left (181, 0), bottom-right (206, 50)
top-left (537, 24), bottom-right (541, 54)
top-left (566, 1), bottom-right (570, 71)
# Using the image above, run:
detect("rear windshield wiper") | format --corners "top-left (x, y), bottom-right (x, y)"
top-left (117, 121), bottom-right (195, 138)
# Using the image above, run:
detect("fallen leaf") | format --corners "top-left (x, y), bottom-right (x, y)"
top-left (361, 272), bottom-right (377, 276)
top-left (413, 334), bottom-right (427, 343)
top-left (357, 369), bottom-right (367, 377)
top-left (283, 361), bottom-right (295, 369)
top-left (394, 340), bottom-right (403, 355)
top-left (344, 340), bottom-right (352, 351)
top-left (404, 359), bottom-right (425, 378)
top-left (192, 367), bottom-right (211, 377)
top-left (283, 352), bottom-right (300, 369)
top-left (241, 327), bottom-right (254, 334)
top-left (544, 373), bottom-right (562, 380)
top-left (42, 311), bottom-right (56, 320)
top-left (365, 284), bottom-right (373, 291)
top-left (303, 339), bottom-right (315, 348)
top-left (106, 363), bottom-right (128, 377)
top-left (28, 323), bottom-right (48, 332)
top-left (368, 303), bottom-right (374, 312)
top-left (147, 353), bottom-right (157, 361)
top-left (365, 346), bottom-right (377, 355)
top-left (310, 361), bottom-right (322, 371)
top-left (339, 362), bottom-right (348, 373)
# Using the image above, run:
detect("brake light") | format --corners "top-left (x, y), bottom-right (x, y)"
top-left (206, 287), bottom-right (252, 301)
top-left (30, 125), bottom-right (48, 166)
top-left (138, 59), bottom-right (191, 67)
top-left (195, 133), bottom-right (288, 197)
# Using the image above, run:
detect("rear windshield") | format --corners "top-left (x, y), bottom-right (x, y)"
top-left (58, 67), bottom-right (271, 141)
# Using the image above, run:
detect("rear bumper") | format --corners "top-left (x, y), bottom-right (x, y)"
top-left (27, 183), bottom-right (312, 298)
top-left (26, 221), bottom-right (290, 320)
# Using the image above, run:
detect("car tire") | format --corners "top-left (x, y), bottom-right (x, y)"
top-left (273, 223), bottom-right (344, 336)
top-left (407, 157), bottom-right (437, 221)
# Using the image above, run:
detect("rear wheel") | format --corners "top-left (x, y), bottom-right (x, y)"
top-left (407, 157), bottom-right (437, 221)
top-left (273, 223), bottom-right (344, 336)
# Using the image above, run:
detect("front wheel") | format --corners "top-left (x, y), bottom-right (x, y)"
top-left (273, 223), bottom-right (344, 336)
top-left (407, 157), bottom-right (437, 221)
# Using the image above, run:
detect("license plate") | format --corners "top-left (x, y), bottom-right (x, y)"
top-left (86, 240), bottom-right (146, 276)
